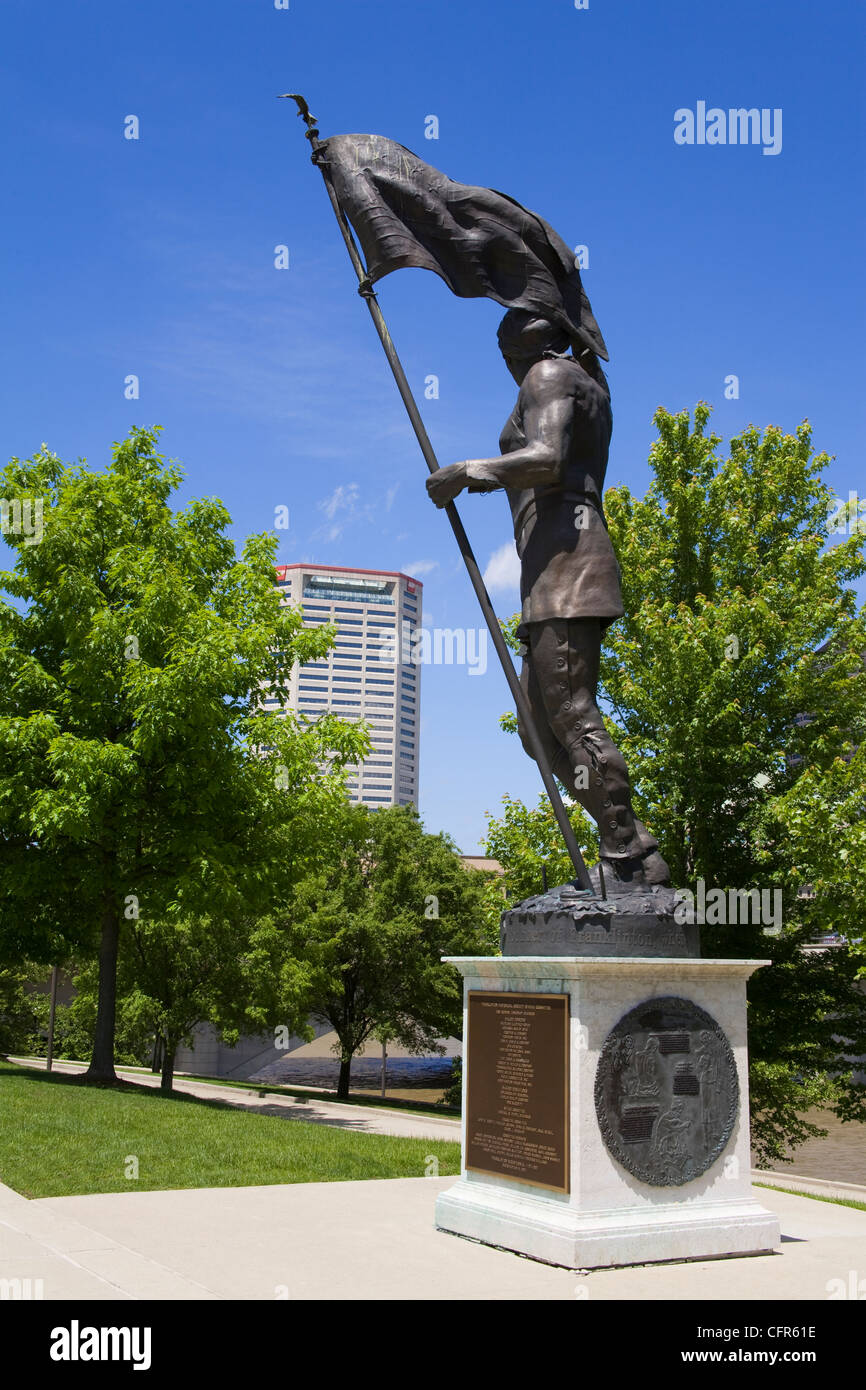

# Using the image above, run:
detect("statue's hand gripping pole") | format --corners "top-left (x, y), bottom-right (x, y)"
top-left (279, 94), bottom-right (596, 896)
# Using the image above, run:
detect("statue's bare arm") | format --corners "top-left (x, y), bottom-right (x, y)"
top-left (426, 361), bottom-right (576, 508)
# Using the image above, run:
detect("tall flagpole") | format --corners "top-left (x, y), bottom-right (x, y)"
top-left (281, 94), bottom-right (596, 896)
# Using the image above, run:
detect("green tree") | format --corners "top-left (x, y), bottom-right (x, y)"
top-left (600, 406), bottom-right (866, 888)
top-left (110, 912), bottom-right (307, 1093)
top-left (484, 792), bottom-right (596, 905)
top-left (280, 803), bottom-right (497, 1098)
top-left (763, 745), bottom-right (866, 959)
top-left (493, 406), bottom-right (866, 1162)
top-left (0, 429), bottom-right (366, 1083)
top-left (0, 964), bottom-right (49, 1055)
top-left (47, 961), bottom-right (158, 1068)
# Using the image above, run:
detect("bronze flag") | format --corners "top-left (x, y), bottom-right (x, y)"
top-left (316, 133), bottom-right (608, 361)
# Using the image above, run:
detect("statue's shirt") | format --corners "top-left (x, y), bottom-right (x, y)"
top-left (501, 360), bottom-right (624, 637)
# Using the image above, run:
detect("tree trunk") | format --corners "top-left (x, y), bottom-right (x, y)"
top-left (86, 901), bottom-right (120, 1083)
top-left (160, 1038), bottom-right (175, 1094)
top-left (337, 1054), bottom-right (352, 1099)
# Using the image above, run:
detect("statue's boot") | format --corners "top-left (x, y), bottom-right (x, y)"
top-left (588, 846), bottom-right (671, 897)
top-left (551, 738), bottom-right (672, 895)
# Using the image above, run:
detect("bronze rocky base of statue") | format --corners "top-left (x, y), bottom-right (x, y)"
top-left (499, 879), bottom-right (699, 958)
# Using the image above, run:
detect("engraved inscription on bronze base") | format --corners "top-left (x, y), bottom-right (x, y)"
top-left (466, 992), bottom-right (569, 1193)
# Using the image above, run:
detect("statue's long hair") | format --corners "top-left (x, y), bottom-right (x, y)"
top-left (572, 344), bottom-right (611, 399)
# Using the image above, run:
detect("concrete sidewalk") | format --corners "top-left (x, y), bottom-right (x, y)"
top-left (2, 1176), bottom-right (865, 1301)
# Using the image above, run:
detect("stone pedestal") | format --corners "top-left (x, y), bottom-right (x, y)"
top-left (435, 957), bottom-right (780, 1269)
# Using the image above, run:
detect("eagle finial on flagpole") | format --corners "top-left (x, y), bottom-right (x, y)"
top-left (278, 94), bottom-right (318, 138)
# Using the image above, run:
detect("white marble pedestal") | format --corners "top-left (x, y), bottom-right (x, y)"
top-left (435, 957), bottom-right (780, 1269)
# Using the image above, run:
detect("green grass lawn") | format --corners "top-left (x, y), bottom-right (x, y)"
top-left (0, 1061), bottom-right (460, 1199)
top-left (12, 1057), bottom-right (460, 1118)
top-left (753, 1182), bottom-right (866, 1213)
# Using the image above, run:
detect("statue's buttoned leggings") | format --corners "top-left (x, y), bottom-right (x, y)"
top-left (517, 618), bottom-right (657, 861)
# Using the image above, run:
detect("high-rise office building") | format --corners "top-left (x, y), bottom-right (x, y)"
top-left (272, 563), bottom-right (422, 807)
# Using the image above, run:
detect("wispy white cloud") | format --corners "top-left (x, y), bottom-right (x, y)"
top-left (320, 483), bottom-right (360, 521)
top-left (400, 558), bottom-right (438, 577)
top-left (312, 479), bottom-right (386, 541)
top-left (483, 541), bottom-right (521, 593)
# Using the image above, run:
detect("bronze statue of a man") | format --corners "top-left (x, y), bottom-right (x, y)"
top-left (427, 309), bottom-right (669, 893)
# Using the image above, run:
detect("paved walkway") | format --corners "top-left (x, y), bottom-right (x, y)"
top-left (2, 1176), bottom-right (865, 1301)
top-left (7, 1057), bottom-right (461, 1143)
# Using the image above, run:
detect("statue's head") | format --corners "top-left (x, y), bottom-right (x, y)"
top-left (497, 309), bottom-right (569, 384)
top-left (498, 308), bottom-right (610, 396)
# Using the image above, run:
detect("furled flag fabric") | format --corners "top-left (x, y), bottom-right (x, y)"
top-left (316, 134), bottom-right (608, 361)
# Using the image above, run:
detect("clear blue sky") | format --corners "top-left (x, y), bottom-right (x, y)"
top-left (2, 0), bottom-right (864, 852)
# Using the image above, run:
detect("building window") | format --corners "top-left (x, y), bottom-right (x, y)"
top-left (304, 585), bottom-right (394, 606)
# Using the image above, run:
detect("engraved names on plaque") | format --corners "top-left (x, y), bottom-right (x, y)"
top-left (465, 991), bottom-right (569, 1193)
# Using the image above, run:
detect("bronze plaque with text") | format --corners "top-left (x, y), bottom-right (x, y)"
top-left (465, 991), bottom-right (569, 1193)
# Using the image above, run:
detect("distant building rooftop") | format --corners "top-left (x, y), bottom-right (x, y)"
top-left (460, 856), bottom-right (504, 876)
top-left (275, 562), bottom-right (423, 587)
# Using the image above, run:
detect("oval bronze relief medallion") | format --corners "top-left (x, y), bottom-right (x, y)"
top-left (594, 996), bottom-right (738, 1186)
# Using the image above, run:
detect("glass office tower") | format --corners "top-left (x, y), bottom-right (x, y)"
top-left (272, 563), bottom-right (422, 806)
